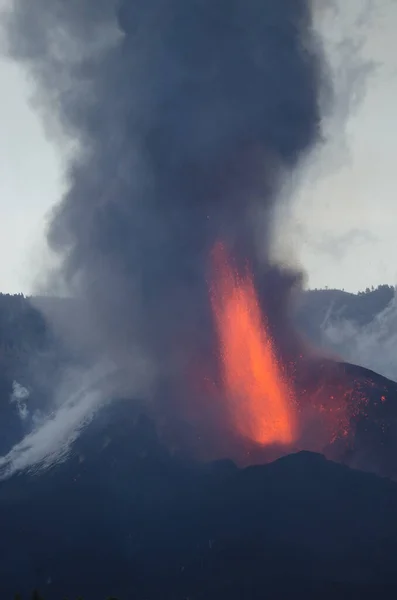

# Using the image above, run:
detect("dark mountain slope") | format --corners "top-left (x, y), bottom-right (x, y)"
top-left (0, 292), bottom-right (396, 597)
top-left (296, 285), bottom-right (394, 337)
top-left (1, 398), bottom-right (397, 598)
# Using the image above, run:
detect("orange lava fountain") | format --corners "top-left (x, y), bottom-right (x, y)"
top-left (210, 242), bottom-right (297, 447)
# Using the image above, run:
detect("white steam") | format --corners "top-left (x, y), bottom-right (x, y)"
top-left (321, 290), bottom-right (397, 381)
top-left (0, 362), bottom-right (118, 480)
top-left (10, 381), bottom-right (30, 421)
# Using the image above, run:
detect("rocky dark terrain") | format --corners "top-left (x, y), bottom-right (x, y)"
top-left (1, 291), bottom-right (397, 598)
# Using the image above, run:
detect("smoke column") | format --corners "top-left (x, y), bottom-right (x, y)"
top-left (3, 0), bottom-right (328, 464)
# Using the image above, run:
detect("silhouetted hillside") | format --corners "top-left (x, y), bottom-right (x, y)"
top-left (0, 287), bottom-right (394, 454)
top-left (0, 294), bottom-right (80, 453)
top-left (0, 291), bottom-right (397, 597)
top-left (1, 401), bottom-right (397, 598)
top-left (295, 285), bottom-right (395, 345)
top-left (0, 285), bottom-right (393, 381)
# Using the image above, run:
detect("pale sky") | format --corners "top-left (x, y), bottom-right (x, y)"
top-left (0, 56), bottom-right (64, 294)
top-left (0, 1), bottom-right (397, 294)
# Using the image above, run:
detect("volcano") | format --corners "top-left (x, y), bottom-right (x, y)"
top-left (3, 0), bottom-right (397, 596)
top-left (1, 361), bottom-right (397, 599)
top-left (155, 242), bottom-right (397, 473)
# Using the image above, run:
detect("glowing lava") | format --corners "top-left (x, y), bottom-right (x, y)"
top-left (210, 242), bottom-right (297, 447)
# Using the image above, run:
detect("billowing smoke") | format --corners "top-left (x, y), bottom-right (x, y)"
top-left (2, 0), bottom-right (330, 471)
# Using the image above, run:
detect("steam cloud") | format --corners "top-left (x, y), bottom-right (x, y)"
top-left (10, 381), bottom-right (30, 421)
top-left (321, 292), bottom-right (397, 382)
top-left (2, 0), bottom-right (330, 472)
top-left (0, 364), bottom-right (117, 479)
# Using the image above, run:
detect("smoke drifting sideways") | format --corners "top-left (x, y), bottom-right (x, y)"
top-left (1, 0), bottom-right (330, 476)
top-left (321, 292), bottom-right (397, 383)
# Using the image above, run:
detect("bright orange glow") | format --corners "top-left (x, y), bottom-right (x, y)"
top-left (210, 242), bottom-right (297, 446)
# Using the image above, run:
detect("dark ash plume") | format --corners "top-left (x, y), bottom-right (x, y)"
top-left (5, 0), bottom-right (327, 454)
